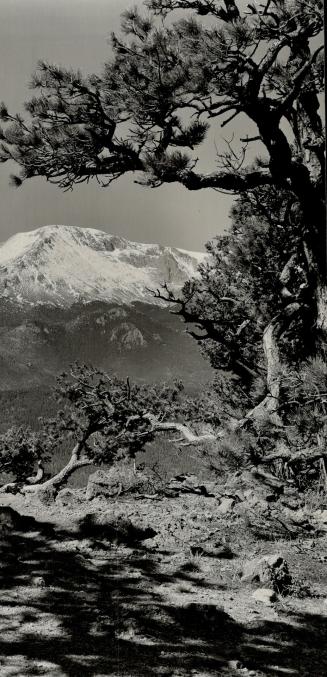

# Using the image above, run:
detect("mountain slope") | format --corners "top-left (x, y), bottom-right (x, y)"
top-left (0, 300), bottom-right (213, 391)
top-left (0, 225), bottom-right (205, 306)
top-left (0, 227), bottom-right (212, 392)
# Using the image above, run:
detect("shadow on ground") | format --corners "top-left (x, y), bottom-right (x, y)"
top-left (0, 507), bottom-right (326, 676)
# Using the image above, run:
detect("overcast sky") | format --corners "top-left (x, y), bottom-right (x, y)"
top-left (0, 0), bottom-right (242, 250)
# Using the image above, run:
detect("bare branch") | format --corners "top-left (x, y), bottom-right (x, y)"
top-left (279, 45), bottom-right (324, 115)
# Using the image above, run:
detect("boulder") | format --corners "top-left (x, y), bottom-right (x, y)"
top-left (280, 497), bottom-right (301, 511)
top-left (79, 511), bottom-right (157, 544)
top-left (318, 510), bottom-right (327, 524)
top-left (56, 488), bottom-right (83, 509)
top-left (36, 486), bottom-right (57, 506)
top-left (31, 575), bottom-right (47, 588)
top-left (0, 507), bottom-right (20, 532)
top-left (228, 660), bottom-right (243, 670)
top-left (252, 588), bottom-right (277, 605)
top-left (224, 469), bottom-right (282, 502)
top-left (217, 497), bottom-right (235, 514)
top-left (242, 489), bottom-right (269, 511)
top-left (241, 553), bottom-right (291, 593)
top-left (86, 465), bottom-right (152, 500)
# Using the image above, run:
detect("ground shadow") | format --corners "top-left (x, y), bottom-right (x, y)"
top-left (0, 507), bottom-right (326, 676)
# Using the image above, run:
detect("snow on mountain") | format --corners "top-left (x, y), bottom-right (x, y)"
top-left (0, 225), bottom-right (205, 307)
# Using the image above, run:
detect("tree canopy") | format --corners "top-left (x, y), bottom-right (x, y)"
top-left (155, 183), bottom-right (314, 379)
top-left (0, 1), bottom-right (323, 203)
top-left (0, 365), bottom-right (218, 492)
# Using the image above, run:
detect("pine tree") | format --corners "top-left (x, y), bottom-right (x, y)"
top-left (0, 0), bottom-right (325, 422)
top-left (0, 365), bottom-right (216, 492)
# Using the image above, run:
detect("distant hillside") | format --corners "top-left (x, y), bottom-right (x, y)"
top-left (0, 299), bottom-right (212, 391)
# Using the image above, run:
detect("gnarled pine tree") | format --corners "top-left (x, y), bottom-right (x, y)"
top-left (0, 365), bottom-right (217, 494)
top-left (0, 0), bottom-right (325, 424)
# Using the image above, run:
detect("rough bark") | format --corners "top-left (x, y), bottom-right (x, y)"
top-left (317, 284), bottom-right (327, 333)
top-left (242, 303), bottom-right (302, 426)
top-left (26, 461), bottom-right (44, 485)
top-left (262, 446), bottom-right (327, 468)
top-left (24, 457), bottom-right (93, 493)
top-left (0, 443), bottom-right (93, 495)
top-left (142, 413), bottom-right (218, 445)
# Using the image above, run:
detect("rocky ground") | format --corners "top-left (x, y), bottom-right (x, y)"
top-left (1, 471), bottom-right (327, 677)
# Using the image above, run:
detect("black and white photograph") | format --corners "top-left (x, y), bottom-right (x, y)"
top-left (0, 0), bottom-right (325, 674)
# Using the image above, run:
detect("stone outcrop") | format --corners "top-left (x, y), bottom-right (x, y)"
top-left (86, 466), bottom-right (152, 501)
top-left (240, 553), bottom-right (291, 594)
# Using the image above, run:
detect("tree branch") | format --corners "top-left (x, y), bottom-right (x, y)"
top-left (171, 168), bottom-right (274, 192)
top-left (278, 45), bottom-right (324, 116)
top-left (141, 413), bottom-right (218, 445)
top-left (151, 284), bottom-right (261, 380)
top-left (0, 441), bottom-right (93, 494)
top-left (241, 303), bottom-right (303, 426)
top-left (262, 446), bottom-right (327, 467)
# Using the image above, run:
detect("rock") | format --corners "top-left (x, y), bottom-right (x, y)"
top-left (86, 465), bottom-right (152, 500)
top-left (318, 510), bottom-right (327, 524)
top-left (0, 507), bottom-right (19, 532)
top-left (110, 323), bottom-right (147, 349)
top-left (246, 511), bottom-right (310, 541)
top-left (36, 486), bottom-right (57, 506)
top-left (242, 490), bottom-right (270, 510)
top-left (281, 497), bottom-right (300, 510)
top-left (167, 474), bottom-right (217, 496)
top-left (224, 469), bottom-right (282, 501)
top-left (241, 553), bottom-right (291, 593)
top-left (79, 511), bottom-right (157, 544)
top-left (190, 544), bottom-right (234, 558)
top-left (31, 575), bottom-right (47, 588)
top-left (56, 488), bottom-right (83, 509)
top-left (284, 508), bottom-right (306, 524)
top-left (0, 508), bottom-right (42, 534)
top-left (228, 660), bottom-right (243, 670)
top-left (283, 486), bottom-right (298, 497)
top-left (217, 497), bottom-right (235, 514)
top-left (252, 588), bottom-right (277, 605)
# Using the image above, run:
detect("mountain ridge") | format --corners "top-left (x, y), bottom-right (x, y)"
top-left (0, 225), bottom-right (205, 307)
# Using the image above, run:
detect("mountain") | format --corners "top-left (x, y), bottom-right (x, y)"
top-left (0, 225), bottom-right (205, 306)
top-left (0, 226), bottom-right (213, 395)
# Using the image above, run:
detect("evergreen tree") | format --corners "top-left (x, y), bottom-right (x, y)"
top-left (0, 0), bottom-right (325, 423)
top-left (0, 365), bottom-right (216, 492)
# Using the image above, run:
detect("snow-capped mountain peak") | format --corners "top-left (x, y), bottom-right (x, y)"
top-left (0, 225), bottom-right (205, 306)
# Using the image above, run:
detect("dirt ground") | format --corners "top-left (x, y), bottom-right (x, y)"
top-left (0, 490), bottom-right (327, 677)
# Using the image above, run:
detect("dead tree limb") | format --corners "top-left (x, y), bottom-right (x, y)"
top-left (0, 443), bottom-right (93, 495)
top-left (242, 303), bottom-right (302, 426)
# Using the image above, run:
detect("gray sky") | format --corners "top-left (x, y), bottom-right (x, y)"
top-left (0, 0), bottom-right (238, 251)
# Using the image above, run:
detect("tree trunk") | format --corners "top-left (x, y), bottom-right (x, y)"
top-left (137, 413), bottom-right (218, 445)
top-left (24, 459), bottom-right (93, 493)
top-left (242, 303), bottom-right (301, 426)
top-left (0, 442), bottom-right (93, 495)
top-left (0, 419), bottom-right (220, 496)
top-left (23, 443), bottom-right (93, 493)
top-left (317, 283), bottom-right (327, 333)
